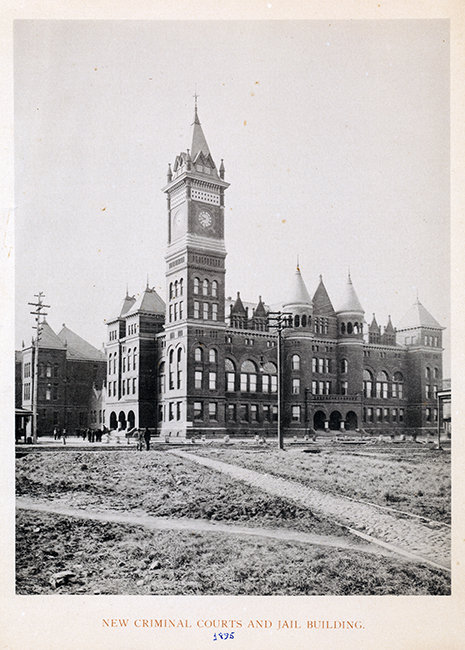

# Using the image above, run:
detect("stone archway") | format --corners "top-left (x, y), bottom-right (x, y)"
top-left (118, 411), bottom-right (127, 430)
top-left (345, 411), bottom-right (358, 430)
top-left (109, 412), bottom-right (117, 430)
top-left (329, 411), bottom-right (342, 431)
top-left (313, 411), bottom-right (326, 431)
top-left (128, 411), bottom-right (135, 430)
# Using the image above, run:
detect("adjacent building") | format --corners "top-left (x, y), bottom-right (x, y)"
top-left (20, 322), bottom-right (106, 438)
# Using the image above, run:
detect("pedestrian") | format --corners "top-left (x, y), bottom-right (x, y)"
top-left (53, 426), bottom-right (58, 440)
top-left (137, 429), bottom-right (144, 451)
top-left (62, 428), bottom-right (67, 445)
top-left (144, 427), bottom-right (151, 451)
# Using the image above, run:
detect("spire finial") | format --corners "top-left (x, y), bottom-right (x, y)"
top-left (348, 266), bottom-right (351, 281)
top-left (193, 87), bottom-right (200, 123)
top-left (126, 284), bottom-right (129, 297)
top-left (146, 275), bottom-right (149, 289)
top-left (296, 255), bottom-right (300, 271)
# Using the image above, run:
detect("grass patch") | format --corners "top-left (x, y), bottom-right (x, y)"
top-left (192, 446), bottom-right (451, 523)
top-left (16, 510), bottom-right (450, 596)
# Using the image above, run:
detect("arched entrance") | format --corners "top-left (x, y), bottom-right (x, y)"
top-left (128, 411), bottom-right (135, 430)
top-left (346, 411), bottom-right (358, 430)
top-left (329, 411), bottom-right (342, 430)
top-left (118, 411), bottom-right (127, 430)
top-left (313, 411), bottom-right (326, 431)
top-left (109, 412), bottom-right (117, 430)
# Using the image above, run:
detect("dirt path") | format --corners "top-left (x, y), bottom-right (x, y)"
top-left (169, 450), bottom-right (451, 571)
top-left (16, 498), bottom-right (393, 558)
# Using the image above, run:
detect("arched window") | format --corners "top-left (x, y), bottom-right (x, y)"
top-left (133, 349), bottom-right (137, 371)
top-left (301, 314), bottom-right (307, 327)
top-left (169, 282), bottom-right (173, 300)
top-left (53, 363), bottom-right (59, 378)
top-left (179, 278), bottom-right (183, 295)
top-left (225, 358), bottom-right (236, 392)
top-left (376, 371), bottom-right (389, 398)
top-left (240, 360), bottom-right (257, 393)
top-left (169, 349), bottom-right (174, 365)
top-left (194, 277), bottom-right (200, 294)
top-left (261, 361), bottom-right (277, 393)
top-left (174, 280), bottom-right (178, 297)
top-left (425, 366), bottom-right (431, 380)
top-left (212, 280), bottom-right (218, 297)
top-left (341, 322), bottom-right (346, 334)
top-left (434, 367), bottom-right (439, 380)
top-left (392, 371), bottom-right (404, 399)
top-left (291, 354), bottom-right (300, 371)
top-left (108, 354), bottom-right (112, 374)
top-left (202, 279), bottom-right (209, 296)
top-left (347, 322), bottom-right (353, 334)
top-left (46, 364), bottom-right (52, 378)
top-left (194, 347), bottom-right (202, 363)
top-left (363, 369), bottom-right (373, 398)
top-left (341, 359), bottom-right (348, 374)
top-left (177, 347), bottom-right (182, 363)
top-left (209, 349), bottom-right (217, 364)
top-left (294, 314), bottom-right (300, 328)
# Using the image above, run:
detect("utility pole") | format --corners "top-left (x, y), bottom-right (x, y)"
top-left (267, 311), bottom-right (293, 449)
top-left (28, 293), bottom-right (50, 444)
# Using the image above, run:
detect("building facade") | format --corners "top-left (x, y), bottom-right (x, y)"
top-left (20, 322), bottom-right (106, 437)
top-left (105, 108), bottom-right (445, 439)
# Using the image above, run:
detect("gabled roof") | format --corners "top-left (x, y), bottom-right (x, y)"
top-left (284, 266), bottom-right (313, 307)
top-left (191, 108), bottom-right (212, 161)
top-left (384, 315), bottom-right (395, 333)
top-left (254, 296), bottom-right (268, 318)
top-left (58, 326), bottom-right (105, 362)
top-left (231, 291), bottom-right (247, 315)
top-left (369, 314), bottom-right (380, 332)
top-left (396, 299), bottom-right (443, 331)
top-left (37, 320), bottom-right (67, 350)
top-left (126, 287), bottom-right (165, 316)
top-left (312, 275), bottom-right (335, 316)
top-left (337, 273), bottom-right (364, 314)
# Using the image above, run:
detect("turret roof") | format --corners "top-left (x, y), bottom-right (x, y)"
top-left (126, 287), bottom-right (165, 316)
top-left (312, 275), bottom-right (335, 316)
top-left (396, 298), bottom-right (443, 331)
top-left (284, 266), bottom-right (313, 307)
top-left (58, 326), bottom-right (105, 362)
top-left (337, 273), bottom-right (364, 314)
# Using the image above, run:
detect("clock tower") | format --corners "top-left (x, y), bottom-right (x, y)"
top-left (161, 103), bottom-right (229, 437)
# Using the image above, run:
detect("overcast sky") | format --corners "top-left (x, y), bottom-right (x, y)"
top-left (14, 19), bottom-right (450, 373)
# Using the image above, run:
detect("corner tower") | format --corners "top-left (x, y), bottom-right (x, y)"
top-left (161, 104), bottom-right (230, 437)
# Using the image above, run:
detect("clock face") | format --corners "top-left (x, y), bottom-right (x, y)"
top-left (198, 210), bottom-right (212, 229)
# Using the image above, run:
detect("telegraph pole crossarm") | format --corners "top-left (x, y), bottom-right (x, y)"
top-left (267, 311), bottom-right (293, 450)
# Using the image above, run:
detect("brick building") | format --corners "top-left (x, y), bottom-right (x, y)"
top-left (20, 322), bottom-right (106, 437)
top-left (105, 107), bottom-right (445, 439)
